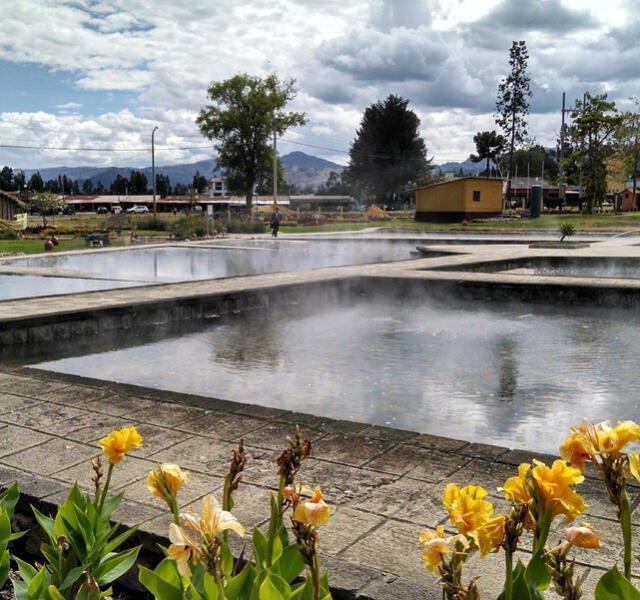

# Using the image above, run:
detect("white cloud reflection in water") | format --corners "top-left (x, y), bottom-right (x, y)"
top-left (37, 298), bottom-right (640, 454)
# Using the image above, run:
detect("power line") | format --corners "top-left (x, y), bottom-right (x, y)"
top-left (0, 142), bottom-right (213, 152)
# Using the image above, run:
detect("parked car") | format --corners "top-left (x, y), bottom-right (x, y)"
top-left (126, 205), bottom-right (149, 214)
top-left (96, 206), bottom-right (108, 214)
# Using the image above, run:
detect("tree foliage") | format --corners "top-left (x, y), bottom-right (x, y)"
top-left (345, 94), bottom-right (430, 205)
top-left (495, 40), bottom-right (532, 190)
top-left (197, 73), bottom-right (306, 210)
top-left (469, 130), bottom-right (506, 176)
top-left (616, 100), bottom-right (640, 209)
top-left (27, 192), bottom-right (66, 227)
top-left (564, 93), bottom-right (623, 213)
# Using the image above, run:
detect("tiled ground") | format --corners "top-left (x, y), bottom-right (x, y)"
top-left (0, 368), bottom-right (638, 599)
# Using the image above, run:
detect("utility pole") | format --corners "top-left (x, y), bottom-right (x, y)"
top-left (151, 126), bottom-right (158, 217)
top-left (272, 118), bottom-right (277, 205)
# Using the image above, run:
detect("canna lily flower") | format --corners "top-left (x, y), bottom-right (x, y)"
top-left (183, 495), bottom-right (245, 539)
top-left (531, 459), bottom-right (586, 522)
top-left (167, 522), bottom-right (202, 577)
top-left (147, 463), bottom-right (190, 508)
top-left (559, 433), bottom-right (592, 472)
top-left (419, 526), bottom-right (450, 573)
top-left (443, 484), bottom-right (494, 536)
top-left (474, 514), bottom-right (506, 557)
top-left (293, 487), bottom-right (331, 527)
top-left (99, 426), bottom-right (142, 464)
top-left (629, 452), bottom-right (640, 483)
top-left (501, 463), bottom-right (533, 504)
top-left (564, 522), bottom-right (601, 548)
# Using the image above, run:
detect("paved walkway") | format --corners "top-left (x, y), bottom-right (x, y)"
top-left (0, 367), bottom-right (638, 599)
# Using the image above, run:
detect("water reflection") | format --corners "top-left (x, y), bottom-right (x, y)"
top-left (35, 299), bottom-right (640, 453)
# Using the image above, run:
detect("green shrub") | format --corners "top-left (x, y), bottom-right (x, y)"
top-left (103, 213), bottom-right (133, 231)
top-left (225, 219), bottom-right (266, 234)
top-left (0, 229), bottom-right (20, 240)
top-left (135, 216), bottom-right (168, 231)
top-left (170, 214), bottom-right (208, 238)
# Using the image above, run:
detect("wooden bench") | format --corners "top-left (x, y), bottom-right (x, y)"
top-left (84, 232), bottom-right (111, 247)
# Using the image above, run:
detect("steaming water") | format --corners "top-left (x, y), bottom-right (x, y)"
top-left (0, 275), bottom-right (138, 300)
top-left (508, 263), bottom-right (640, 279)
top-left (7, 240), bottom-right (419, 283)
top-left (36, 298), bottom-right (640, 453)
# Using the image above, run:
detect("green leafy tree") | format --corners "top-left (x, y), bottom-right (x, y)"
top-left (109, 174), bottom-right (129, 195)
top-left (345, 94), bottom-right (430, 205)
top-left (316, 170), bottom-right (352, 196)
top-left (197, 73), bottom-right (307, 211)
top-left (128, 170), bottom-right (148, 194)
top-left (27, 192), bottom-right (66, 227)
top-left (0, 167), bottom-right (14, 191)
top-left (502, 143), bottom-right (559, 181)
top-left (28, 172), bottom-right (44, 192)
top-left (81, 178), bottom-right (94, 194)
top-left (564, 93), bottom-right (623, 213)
top-left (469, 130), bottom-right (506, 176)
top-left (616, 100), bottom-right (640, 209)
top-left (155, 173), bottom-right (171, 198)
top-left (192, 171), bottom-right (208, 193)
top-left (495, 41), bottom-right (532, 203)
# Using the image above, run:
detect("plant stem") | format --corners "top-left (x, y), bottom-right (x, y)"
top-left (504, 548), bottom-right (513, 600)
top-left (532, 509), bottom-right (552, 555)
top-left (620, 489), bottom-right (632, 580)
top-left (170, 497), bottom-right (181, 526)
top-left (311, 552), bottom-right (320, 600)
top-left (98, 462), bottom-right (114, 513)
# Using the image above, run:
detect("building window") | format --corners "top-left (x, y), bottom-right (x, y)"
top-left (472, 190), bottom-right (481, 202)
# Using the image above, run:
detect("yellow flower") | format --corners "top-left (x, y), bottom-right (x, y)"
top-left (474, 514), bottom-right (506, 557)
top-left (293, 487), bottom-right (331, 527)
top-left (501, 463), bottom-right (532, 504)
top-left (564, 522), bottom-right (601, 548)
top-left (184, 495), bottom-right (245, 539)
top-left (559, 433), bottom-right (592, 472)
top-left (167, 522), bottom-right (201, 577)
top-left (99, 426), bottom-right (142, 464)
top-left (442, 484), bottom-right (494, 536)
top-left (531, 459), bottom-right (586, 522)
top-left (628, 452), bottom-right (640, 483)
top-left (147, 463), bottom-right (190, 507)
top-left (419, 526), bottom-right (449, 574)
top-left (611, 421), bottom-right (640, 450)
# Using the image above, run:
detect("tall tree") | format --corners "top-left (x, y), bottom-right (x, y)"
top-left (192, 171), bottom-right (208, 193)
top-left (129, 170), bottom-right (148, 194)
top-left (29, 172), bottom-right (44, 192)
top-left (27, 192), bottom-right (65, 227)
top-left (564, 93), bottom-right (622, 213)
top-left (469, 131), bottom-right (506, 176)
top-left (495, 41), bottom-right (532, 204)
top-left (197, 73), bottom-right (306, 211)
top-left (81, 179), bottom-right (94, 194)
top-left (110, 174), bottom-right (129, 195)
top-left (345, 95), bottom-right (430, 204)
top-left (155, 174), bottom-right (171, 198)
top-left (0, 167), bottom-right (14, 191)
top-left (616, 100), bottom-right (640, 209)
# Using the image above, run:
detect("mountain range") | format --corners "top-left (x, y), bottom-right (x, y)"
top-left (18, 151), bottom-right (345, 191)
top-left (16, 151), bottom-right (482, 192)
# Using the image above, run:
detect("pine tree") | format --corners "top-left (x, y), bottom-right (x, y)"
top-left (345, 95), bottom-right (430, 205)
top-left (495, 41), bottom-right (532, 204)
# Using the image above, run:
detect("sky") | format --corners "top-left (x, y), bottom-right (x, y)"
top-left (0, 0), bottom-right (636, 171)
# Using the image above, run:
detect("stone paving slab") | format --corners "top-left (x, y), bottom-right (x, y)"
top-left (0, 368), bottom-right (639, 599)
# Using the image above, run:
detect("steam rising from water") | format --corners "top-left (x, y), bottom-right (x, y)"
top-left (36, 297), bottom-right (640, 454)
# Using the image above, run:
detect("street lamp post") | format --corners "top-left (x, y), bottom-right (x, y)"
top-left (272, 118), bottom-right (277, 205)
top-left (151, 126), bottom-right (159, 217)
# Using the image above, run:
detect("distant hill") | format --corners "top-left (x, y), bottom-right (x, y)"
top-left (435, 159), bottom-right (483, 175)
top-left (19, 151), bottom-right (343, 191)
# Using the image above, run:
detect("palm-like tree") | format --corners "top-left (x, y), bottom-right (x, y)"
top-left (470, 130), bottom-right (506, 176)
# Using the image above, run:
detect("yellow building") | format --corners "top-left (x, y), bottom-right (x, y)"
top-left (415, 177), bottom-right (503, 222)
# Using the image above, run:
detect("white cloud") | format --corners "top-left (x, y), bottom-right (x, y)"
top-left (0, 0), bottom-right (635, 170)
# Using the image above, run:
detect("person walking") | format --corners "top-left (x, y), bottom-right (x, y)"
top-left (270, 206), bottom-right (282, 237)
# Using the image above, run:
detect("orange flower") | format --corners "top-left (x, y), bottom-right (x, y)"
top-left (474, 514), bottom-right (506, 557)
top-left (147, 463), bottom-right (190, 507)
top-left (419, 526), bottom-right (450, 573)
top-left (531, 460), bottom-right (585, 522)
top-left (501, 463), bottom-right (532, 504)
top-left (559, 433), bottom-right (591, 472)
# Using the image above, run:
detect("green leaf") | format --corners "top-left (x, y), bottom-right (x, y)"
top-left (100, 492), bottom-right (124, 521)
top-left (225, 563), bottom-right (255, 600)
top-left (0, 483), bottom-right (20, 518)
top-left (595, 566), bottom-right (640, 600)
top-left (0, 550), bottom-right (10, 588)
top-left (12, 579), bottom-right (28, 600)
top-left (253, 529), bottom-right (269, 568)
top-left (59, 565), bottom-right (88, 591)
top-left (259, 575), bottom-right (286, 600)
top-left (0, 511), bottom-right (10, 550)
top-left (202, 572), bottom-right (219, 600)
top-left (271, 535), bottom-right (283, 565)
top-left (221, 540), bottom-right (234, 577)
top-left (27, 566), bottom-right (50, 599)
top-left (99, 523), bottom-right (139, 556)
top-left (276, 545), bottom-right (304, 584)
top-left (15, 556), bottom-right (38, 584)
top-left (138, 565), bottom-right (183, 600)
top-left (154, 558), bottom-right (182, 588)
top-left (525, 551), bottom-right (552, 591)
top-left (47, 585), bottom-right (67, 600)
top-left (32, 506), bottom-right (58, 544)
top-left (95, 546), bottom-right (140, 584)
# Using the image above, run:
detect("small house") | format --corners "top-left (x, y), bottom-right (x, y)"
top-left (0, 190), bottom-right (26, 221)
top-left (620, 188), bottom-right (640, 212)
top-left (415, 177), bottom-right (503, 222)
